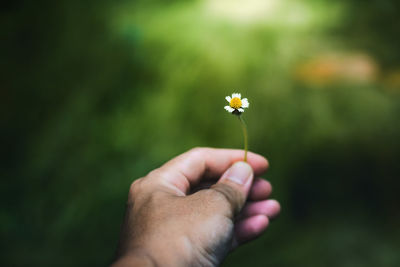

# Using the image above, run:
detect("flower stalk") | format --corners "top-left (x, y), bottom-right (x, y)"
top-left (238, 115), bottom-right (248, 162)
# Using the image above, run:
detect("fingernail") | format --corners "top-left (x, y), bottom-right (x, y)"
top-left (223, 162), bottom-right (253, 185)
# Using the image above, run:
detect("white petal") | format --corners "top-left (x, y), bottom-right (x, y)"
top-left (232, 93), bottom-right (241, 99)
top-left (225, 96), bottom-right (231, 103)
top-left (241, 98), bottom-right (249, 108)
top-left (224, 106), bottom-right (234, 113)
top-left (238, 108), bottom-right (244, 112)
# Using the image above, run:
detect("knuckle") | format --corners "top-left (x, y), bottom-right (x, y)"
top-left (129, 178), bottom-right (143, 196)
top-left (187, 147), bottom-right (203, 159)
top-left (147, 168), bottom-right (162, 178)
top-left (189, 147), bottom-right (204, 153)
top-left (128, 176), bottom-right (166, 206)
top-left (128, 178), bottom-right (144, 205)
top-left (188, 147), bottom-right (210, 157)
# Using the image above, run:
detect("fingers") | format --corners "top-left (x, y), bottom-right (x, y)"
top-left (238, 199), bottom-right (281, 220)
top-left (211, 162), bottom-right (254, 216)
top-left (237, 176), bottom-right (279, 220)
top-left (232, 199), bottom-right (280, 247)
top-left (233, 215), bottom-right (269, 246)
top-left (151, 147), bottom-right (268, 195)
top-left (248, 178), bottom-right (272, 201)
top-left (232, 177), bottom-right (280, 247)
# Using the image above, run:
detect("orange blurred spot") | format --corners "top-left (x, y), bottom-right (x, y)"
top-left (295, 52), bottom-right (379, 85)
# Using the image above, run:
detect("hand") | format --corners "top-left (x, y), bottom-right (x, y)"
top-left (112, 148), bottom-right (280, 267)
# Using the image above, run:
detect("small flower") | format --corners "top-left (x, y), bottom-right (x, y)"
top-left (224, 93), bottom-right (249, 114)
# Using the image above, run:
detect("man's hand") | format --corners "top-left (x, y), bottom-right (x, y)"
top-left (112, 148), bottom-right (280, 267)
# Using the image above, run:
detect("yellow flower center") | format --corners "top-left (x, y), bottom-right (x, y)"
top-left (230, 97), bottom-right (242, 109)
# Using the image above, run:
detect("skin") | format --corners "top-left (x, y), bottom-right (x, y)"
top-left (112, 147), bottom-right (280, 267)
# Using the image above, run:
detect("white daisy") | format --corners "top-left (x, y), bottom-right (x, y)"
top-left (224, 93), bottom-right (249, 114)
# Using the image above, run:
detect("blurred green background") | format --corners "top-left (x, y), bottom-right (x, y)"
top-left (2, 0), bottom-right (400, 266)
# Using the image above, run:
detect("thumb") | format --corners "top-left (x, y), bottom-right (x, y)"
top-left (211, 161), bottom-right (254, 217)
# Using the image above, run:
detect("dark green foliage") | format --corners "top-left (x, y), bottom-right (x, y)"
top-left (1, 0), bottom-right (400, 266)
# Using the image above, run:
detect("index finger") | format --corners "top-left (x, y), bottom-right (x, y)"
top-left (150, 147), bottom-right (269, 195)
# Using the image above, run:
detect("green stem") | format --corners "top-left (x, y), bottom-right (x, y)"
top-left (238, 115), bottom-right (248, 162)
